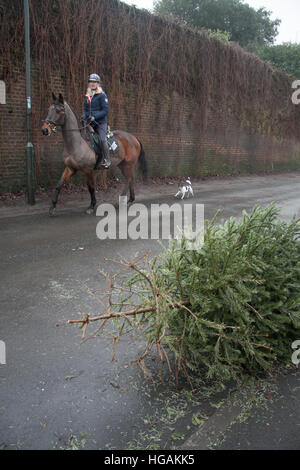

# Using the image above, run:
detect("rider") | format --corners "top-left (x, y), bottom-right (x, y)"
top-left (82, 73), bottom-right (111, 169)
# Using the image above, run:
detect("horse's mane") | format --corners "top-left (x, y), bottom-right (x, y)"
top-left (65, 101), bottom-right (81, 129)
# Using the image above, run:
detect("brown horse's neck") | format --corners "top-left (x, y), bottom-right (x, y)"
top-left (61, 102), bottom-right (82, 152)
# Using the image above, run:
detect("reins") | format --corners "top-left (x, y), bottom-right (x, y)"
top-left (42, 119), bottom-right (91, 132)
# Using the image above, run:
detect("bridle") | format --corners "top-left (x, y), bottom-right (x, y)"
top-left (42, 115), bottom-right (92, 135)
top-left (42, 119), bottom-right (58, 135)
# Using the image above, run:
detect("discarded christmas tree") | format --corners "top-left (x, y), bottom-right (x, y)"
top-left (61, 204), bottom-right (300, 384)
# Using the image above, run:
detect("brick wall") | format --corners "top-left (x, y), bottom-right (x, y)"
top-left (1, 63), bottom-right (300, 193)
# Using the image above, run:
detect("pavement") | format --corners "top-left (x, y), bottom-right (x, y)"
top-left (0, 171), bottom-right (300, 450)
top-left (182, 368), bottom-right (300, 450)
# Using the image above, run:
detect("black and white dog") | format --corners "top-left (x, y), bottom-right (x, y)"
top-left (175, 177), bottom-right (194, 199)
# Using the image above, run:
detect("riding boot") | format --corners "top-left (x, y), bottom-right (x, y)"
top-left (100, 140), bottom-right (111, 169)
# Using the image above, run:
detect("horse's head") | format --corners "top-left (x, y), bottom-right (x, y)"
top-left (42, 92), bottom-right (66, 136)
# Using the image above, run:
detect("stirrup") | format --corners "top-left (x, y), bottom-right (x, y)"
top-left (101, 158), bottom-right (111, 169)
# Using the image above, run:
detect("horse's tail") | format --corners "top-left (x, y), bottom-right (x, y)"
top-left (137, 139), bottom-right (148, 183)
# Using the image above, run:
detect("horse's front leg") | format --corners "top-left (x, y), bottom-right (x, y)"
top-left (84, 169), bottom-right (97, 215)
top-left (49, 167), bottom-right (76, 216)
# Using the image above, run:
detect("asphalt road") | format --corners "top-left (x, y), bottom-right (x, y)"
top-left (0, 172), bottom-right (300, 450)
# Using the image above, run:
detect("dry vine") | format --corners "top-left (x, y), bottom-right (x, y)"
top-left (1, 0), bottom-right (299, 181)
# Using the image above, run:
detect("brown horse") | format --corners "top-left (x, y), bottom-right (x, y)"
top-left (42, 93), bottom-right (147, 215)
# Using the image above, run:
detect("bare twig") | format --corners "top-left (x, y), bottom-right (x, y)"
top-left (56, 300), bottom-right (190, 329)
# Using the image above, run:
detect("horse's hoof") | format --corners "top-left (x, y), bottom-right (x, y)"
top-left (49, 207), bottom-right (56, 217)
top-left (86, 207), bottom-right (94, 215)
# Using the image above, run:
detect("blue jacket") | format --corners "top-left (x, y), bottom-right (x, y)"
top-left (83, 89), bottom-right (109, 125)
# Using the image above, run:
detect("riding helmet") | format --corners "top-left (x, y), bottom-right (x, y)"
top-left (88, 73), bottom-right (101, 83)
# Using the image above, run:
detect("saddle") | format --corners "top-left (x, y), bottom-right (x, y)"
top-left (87, 126), bottom-right (119, 157)
top-left (107, 132), bottom-right (119, 154)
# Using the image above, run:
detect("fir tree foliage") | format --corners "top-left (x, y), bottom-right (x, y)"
top-left (122, 204), bottom-right (300, 382)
